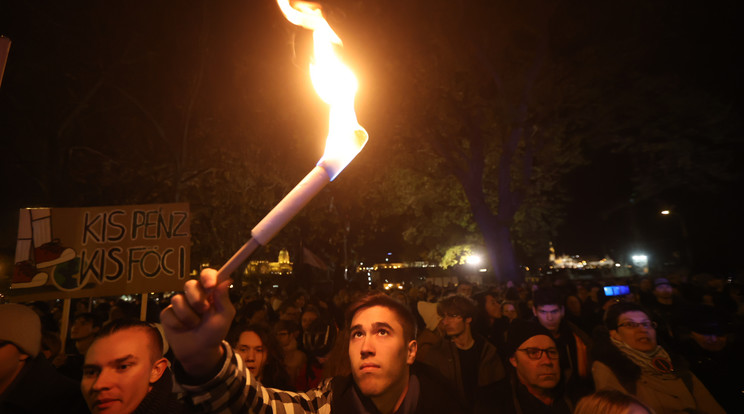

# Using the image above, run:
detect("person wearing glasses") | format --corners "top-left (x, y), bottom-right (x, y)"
top-left (505, 320), bottom-right (572, 413)
top-left (591, 302), bottom-right (724, 414)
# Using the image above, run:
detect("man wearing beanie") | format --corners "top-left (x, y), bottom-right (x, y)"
top-left (0, 303), bottom-right (87, 413)
top-left (506, 320), bottom-right (572, 413)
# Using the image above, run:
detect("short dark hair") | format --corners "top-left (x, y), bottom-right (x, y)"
top-left (345, 293), bottom-right (417, 343)
top-left (437, 295), bottom-right (477, 320)
top-left (94, 319), bottom-right (163, 363)
top-left (231, 323), bottom-right (283, 363)
top-left (533, 288), bottom-right (564, 308)
top-left (604, 302), bottom-right (651, 330)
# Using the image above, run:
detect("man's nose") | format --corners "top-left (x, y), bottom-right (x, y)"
top-left (246, 349), bottom-right (256, 361)
top-left (360, 335), bottom-right (375, 357)
top-left (91, 369), bottom-right (113, 391)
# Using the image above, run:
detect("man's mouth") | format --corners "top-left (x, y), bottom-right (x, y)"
top-left (94, 398), bottom-right (120, 411)
top-left (359, 363), bottom-right (380, 372)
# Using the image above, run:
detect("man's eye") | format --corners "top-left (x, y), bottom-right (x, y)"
top-left (82, 369), bottom-right (98, 377)
top-left (378, 329), bottom-right (389, 336)
top-left (351, 331), bottom-right (364, 339)
top-left (117, 363), bottom-right (132, 371)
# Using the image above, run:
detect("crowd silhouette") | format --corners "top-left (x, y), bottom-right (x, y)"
top-left (2, 270), bottom-right (742, 413)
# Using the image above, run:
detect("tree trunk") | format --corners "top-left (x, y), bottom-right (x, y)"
top-left (461, 179), bottom-right (520, 283)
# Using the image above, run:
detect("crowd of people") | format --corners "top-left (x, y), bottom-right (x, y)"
top-left (1, 269), bottom-right (742, 413)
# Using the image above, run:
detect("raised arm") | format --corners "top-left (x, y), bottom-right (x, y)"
top-left (160, 268), bottom-right (333, 413)
top-left (160, 268), bottom-right (234, 378)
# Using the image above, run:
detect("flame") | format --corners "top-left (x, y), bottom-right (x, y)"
top-left (276, 0), bottom-right (368, 180)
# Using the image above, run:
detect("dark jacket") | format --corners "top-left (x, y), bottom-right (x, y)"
top-left (0, 355), bottom-right (87, 414)
top-left (134, 367), bottom-right (191, 414)
top-left (551, 320), bottom-right (593, 403)
top-left (417, 334), bottom-right (512, 413)
top-left (329, 361), bottom-right (464, 414)
top-left (678, 337), bottom-right (744, 413)
top-left (509, 375), bottom-right (572, 414)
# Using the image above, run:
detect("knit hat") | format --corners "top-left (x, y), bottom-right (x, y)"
top-left (0, 303), bottom-right (42, 357)
top-left (506, 320), bottom-right (554, 357)
top-left (686, 305), bottom-right (728, 336)
top-left (417, 301), bottom-right (442, 332)
top-left (653, 277), bottom-right (671, 287)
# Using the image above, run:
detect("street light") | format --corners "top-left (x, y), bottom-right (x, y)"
top-left (466, 254), bottom-right (482, 266)
top-left (659, 209), bottom-right (693, 267)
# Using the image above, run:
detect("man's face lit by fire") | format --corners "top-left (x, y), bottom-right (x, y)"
top-left (349, 306), bottom-right (416, 401)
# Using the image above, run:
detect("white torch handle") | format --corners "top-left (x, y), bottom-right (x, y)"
top-left (216, 165), bottom-right (330, 283)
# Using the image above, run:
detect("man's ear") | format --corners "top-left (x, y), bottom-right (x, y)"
top-left (509, 355), bottom-right (517, 368)
top-left (532, 307), bottom-right (538, 317)
top-left (406, 340), bottom-right (417, 365)
top-left (149, 357), bottom-right (169, 384)
top-left (609, 329), bottom-right (621, 342)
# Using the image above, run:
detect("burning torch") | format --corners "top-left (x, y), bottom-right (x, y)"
top-left (216, 0), bottom-right (368, 283)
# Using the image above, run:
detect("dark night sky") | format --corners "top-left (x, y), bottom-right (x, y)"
top-left (1, 1), bottom-right (743, 275)
top-left (551, 1), bottom-right (744, 273)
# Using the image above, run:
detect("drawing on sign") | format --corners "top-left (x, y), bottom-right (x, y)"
top-left (12, 208), bottom-right (77, 289)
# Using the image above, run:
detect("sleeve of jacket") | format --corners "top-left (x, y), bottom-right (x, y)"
top-left (173, 341), bottom-right (333, 414)
top-left (591, 361), bottom-right (629, 394)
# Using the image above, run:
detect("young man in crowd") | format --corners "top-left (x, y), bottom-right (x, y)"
top-left (506, 320), bottom-right (572, 413)
top-left (58, 311), bottom-right (102, 380)
top-left (160, 268), bottom-right (462, 413)
top-left (274, 319), bottom-right (307, 384)
top-left (647, 277), bottom-right (685, 348)
top-left (532, 287), bottom-right (593, 402)
top-left (0, 303), bottom-right (87, 413)
top-left (417, 295), bottom-right (511, 413)
top-left (81, 319), bottom-right (186, 413)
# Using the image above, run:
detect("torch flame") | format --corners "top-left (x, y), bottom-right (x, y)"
top-left (276, 0), bottom-right (368, 180)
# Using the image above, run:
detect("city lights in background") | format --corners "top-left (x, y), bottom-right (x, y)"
top-left (465, 254), bottom-right (482, 265)
top-left (631, 254), bottom-right (648, 268)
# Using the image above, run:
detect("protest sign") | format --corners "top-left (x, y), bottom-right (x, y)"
top-left (10, 203), bottom-right (190, 301)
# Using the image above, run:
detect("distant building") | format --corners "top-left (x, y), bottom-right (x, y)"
top-left (552, 254), bottom-right (616, 269)
top-left (246, 248), bottom-right (293, 275)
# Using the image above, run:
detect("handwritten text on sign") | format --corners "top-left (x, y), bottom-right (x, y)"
top-left (10, 203), bottom-right (191, 300)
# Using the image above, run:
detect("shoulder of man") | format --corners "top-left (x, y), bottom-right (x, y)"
top-left (411, 362), bottom-right (466, 414)
top-left (564, 320), bottom-right (592, 347)
top-left (2, 356), bottom-right (87, 413)
top-left (417, 335), bottom-right (454, 364)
